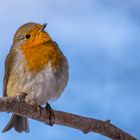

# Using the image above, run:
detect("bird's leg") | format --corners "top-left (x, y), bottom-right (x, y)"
top-left (45, 103), bottom-right (55, 126)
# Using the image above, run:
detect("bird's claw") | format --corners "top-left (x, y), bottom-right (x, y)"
top-left (16, 92), bottom-right (28, 102)
top-left (29, 101), bottom-right (42, 113)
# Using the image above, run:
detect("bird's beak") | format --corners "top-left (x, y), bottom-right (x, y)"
top-left (40, 23), bottom-right (47, 31)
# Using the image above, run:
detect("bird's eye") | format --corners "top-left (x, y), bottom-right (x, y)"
top-left (25, 34), bottom-right (30, 39)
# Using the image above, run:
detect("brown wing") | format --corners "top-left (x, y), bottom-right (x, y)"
top-left (3, 48), bottom-right (15, 97)
top-left (53, 41), bottom-right (58, 47)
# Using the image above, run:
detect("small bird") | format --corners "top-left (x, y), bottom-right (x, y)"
top-left (2, 22), bottom-right (69, 133)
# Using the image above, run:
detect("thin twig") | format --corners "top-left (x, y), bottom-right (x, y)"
top-left (0, 95), bottom-right (136, 140)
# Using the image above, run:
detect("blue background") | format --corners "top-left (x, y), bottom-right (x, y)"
top-left (0, 0), bottom-right (139, 139)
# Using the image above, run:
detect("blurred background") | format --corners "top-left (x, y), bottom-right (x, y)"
top-left (0, 0), bottom-right (140, 139)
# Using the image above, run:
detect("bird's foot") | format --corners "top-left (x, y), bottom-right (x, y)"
top-left (45, 103), bottom-right (55, 126)
top-left (29, 101), bottom-right (42, 113)
top-left (16, 92), bottom-right (28, 102)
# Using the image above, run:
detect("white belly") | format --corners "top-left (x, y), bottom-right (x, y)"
top-left (24, 62), bottom-right (65, 105)
top-left (7, 57), bottom-right (68, 105)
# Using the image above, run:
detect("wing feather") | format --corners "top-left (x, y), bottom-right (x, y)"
top-left (3, 48), bottom-right (15, 97)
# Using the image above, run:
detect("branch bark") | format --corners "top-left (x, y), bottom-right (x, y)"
top-left (0, 95), bottom-right (136, 140)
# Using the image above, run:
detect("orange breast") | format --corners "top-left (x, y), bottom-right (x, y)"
top-left (21, 41), bottom-right (63, 72)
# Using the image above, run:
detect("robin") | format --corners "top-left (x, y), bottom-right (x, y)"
top-left (2, 22), bottom-right (69, 133)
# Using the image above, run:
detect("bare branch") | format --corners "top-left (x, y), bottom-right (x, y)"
top-left (0, 95), bottom-right (136, 140)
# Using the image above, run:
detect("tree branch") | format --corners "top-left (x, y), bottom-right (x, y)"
top-left (0, 95), bottom-right (136, 140)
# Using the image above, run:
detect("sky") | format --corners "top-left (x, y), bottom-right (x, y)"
top-left (0, 0), bottom-right (140, 139)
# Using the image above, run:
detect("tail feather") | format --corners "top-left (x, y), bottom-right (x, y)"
top-left (2, 114), bottom-right (29, 133)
